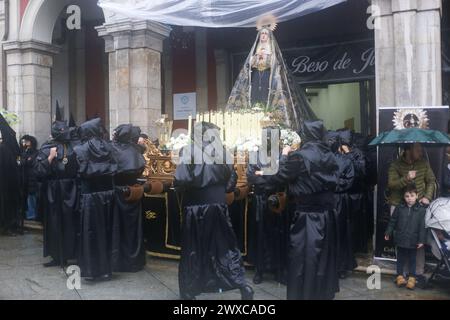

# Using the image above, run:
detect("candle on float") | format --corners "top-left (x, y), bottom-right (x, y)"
top-left (228, 112), bottom-right (234, 145)
top-left (217, 111), bottom-right (224, 142)
top-left (188, 115), bottom-right (192, 138)
top-left (249, 113), bottom-right (253, 139)
top-left (211, 111), bottom-right (217, 128)
top-left (240, 113), bottom-right (244, 143)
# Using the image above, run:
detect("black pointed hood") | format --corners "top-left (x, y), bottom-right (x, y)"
top-left (302, 120), bottom-right (326, 144)
top-left (113, 124), bottom-right (141, 144)
top-left (74, 118), bottom-right (117, 177)
top-left (51, 120), bottom-right (72, 142)
top-left (78, 118), bottom-right (103, 141)
top-left (69, 112), bottom-right (76, 128)
top-left (55, 101), bottom-right (63, 121)
top-left (111, 124), bottom-right (145, 175)
top-left (326, 129), bottom-right (352, 152)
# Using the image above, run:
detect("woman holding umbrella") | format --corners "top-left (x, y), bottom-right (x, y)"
top-left (387, 143), bottom-right (436, 210)
top-left (371, 127), bottom-right (450, 288)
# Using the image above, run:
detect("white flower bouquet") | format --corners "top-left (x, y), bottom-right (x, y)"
top-left (165, 133), bottom-right (191, 151)
top-left (281, 129), bottom-right (301, 149)
top-left (234, 136), bottom-right (261, 152)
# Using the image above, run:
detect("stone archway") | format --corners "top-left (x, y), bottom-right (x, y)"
top-left (19, 0), bottom-right (68, 43)
top-left (3, 0), bottom-right (108, 144)
top-left (4, 0), bottom-right (171, 144)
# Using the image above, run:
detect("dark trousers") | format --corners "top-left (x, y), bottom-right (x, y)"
top-left (397, 247), bottom-right (417, 277)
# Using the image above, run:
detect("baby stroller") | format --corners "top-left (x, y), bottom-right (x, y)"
top-left (426, 198), bottom-right (450, 283)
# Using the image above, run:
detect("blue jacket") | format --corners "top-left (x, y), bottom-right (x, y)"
top-left (385, 203), bottom-right (426, 249)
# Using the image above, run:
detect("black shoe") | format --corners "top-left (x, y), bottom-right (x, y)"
top-left (99, 274), bottom-right (112, 282)
top-left (240, 285), bottom-right (254, 300)
top-left (84, 274), bottom-right (112, 282)
top-left (253, 272), bottom-right (263, 285)
top-left (43, 260), bottom-right (59, 268)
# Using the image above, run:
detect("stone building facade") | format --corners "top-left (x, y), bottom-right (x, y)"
top-left (373, 0), bottom-right (445, 125)
top-left (0, 0), bottom-right (446, 145)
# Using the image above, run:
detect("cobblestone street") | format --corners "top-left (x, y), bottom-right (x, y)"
top-left (1, 231), bottom-right (449, 300)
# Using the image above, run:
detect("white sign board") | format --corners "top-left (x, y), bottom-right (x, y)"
top-left (173, 92), bottom-right (197, 120)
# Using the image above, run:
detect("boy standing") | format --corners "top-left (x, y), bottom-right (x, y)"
top-left (385, 184), bottom-right (426, 290)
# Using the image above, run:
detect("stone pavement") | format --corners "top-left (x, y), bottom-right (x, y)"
top-left (1, 231), bottom-right (450, 300)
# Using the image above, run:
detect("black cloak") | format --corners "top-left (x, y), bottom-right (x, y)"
top-left (247, 148), bottom-right (288, 283)
top-left (34, 121), bottom-right (79, 264)
top-left (174, 123), bottom-right (248, 299)
top-left (110, 124), bottom-right (146, 273)
top-left (75, 118), bottom-right (118, 279)
top-left (347, 145), bottom-right (371, 254)
top-left (329, 133), bottom-right (358, 275)
top-left (267, 120), bottom-right (339, 300)
top-left (0, 148), bottom-right (21, 233)
top-left (0, 113), bottom-right (21, 233)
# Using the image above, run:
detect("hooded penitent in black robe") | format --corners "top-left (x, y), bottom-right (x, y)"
top-left (326, 130), bottom-right (357, 276)
top-left (75, 118), bottom-right (118, 279)
top-left (247, 148), bottom-right (288, 284)
top-left (0, 113), bottom-right (21, 234)
top-left (174, 123), bottom-right (250, 299)
top-left (347, 146), bottom-right (369, 253)
top-left (111, 124), bottom-right (146, 273)
top-left (267, 120), bottom-right (339, 300)
top-left (34, 121), bottom-right (80, 265)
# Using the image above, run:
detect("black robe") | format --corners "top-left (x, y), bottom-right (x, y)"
top-left (75, 118), bottom-right (117, 279)
top-left (174, 144), bottom-right (247, 298)
top-left (247, 155), bottom-right (288, 283)
top-left (0, 143), bottom-right (21, 233)
top-left (0, 114), bottom-right (21, 233)
top-left (111, 124), bottom-right (146, 273)
top-left (35, 140), bottom-right (79, 263)
top-left (347, 148), bottom-right (370, 254)
top-left (334, 153), bottom-right (357, 274)
top-left (267, 121), bottom-right (339, 300)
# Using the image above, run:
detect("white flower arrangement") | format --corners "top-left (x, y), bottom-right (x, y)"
top-left (234, 136), bottom-right (261, 152)
top-left (281, 129), bottom-right (301, 148)
top-left (165, 133), bottom-right (191, 151)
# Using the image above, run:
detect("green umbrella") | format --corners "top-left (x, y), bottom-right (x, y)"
top-left (369, 128), bottom-right (450, 147)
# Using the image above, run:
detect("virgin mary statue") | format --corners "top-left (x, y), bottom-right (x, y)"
top-left (226, 21), bottom-right (316, 134)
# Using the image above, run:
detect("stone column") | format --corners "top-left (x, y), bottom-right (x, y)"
top-left (373, 0), bottom-right (443, 118)
top-left (3, 40), bottom-right (59, 144)
top-left (163, 38), bottom-right (173, 119)
top-left (97, 20), bottom-right (171, 139)
top-left (0, 0), bottom-right (6, 108)
top-left (214, 49), bottom-right (231, 109)
top-left (195, 28), bottom-right (208, 112)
